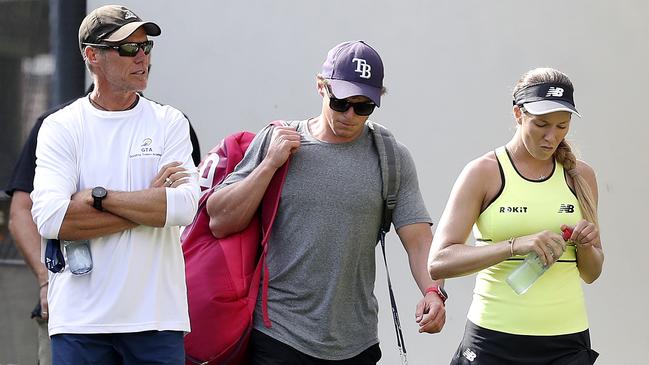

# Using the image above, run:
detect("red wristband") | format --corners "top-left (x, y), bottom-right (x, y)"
top-left (425, 285), bottom-right (448, 305)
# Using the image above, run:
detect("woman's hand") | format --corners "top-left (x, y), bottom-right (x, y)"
top-left (562, 220), bottom-right (600, 249)
top-left (512, 230), bottom-right (567, 267)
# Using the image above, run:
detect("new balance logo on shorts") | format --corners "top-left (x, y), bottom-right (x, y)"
top-left (557, 204), bottom-right (575, 213)
top-left (352, 58), bottom-right (372, 79)
top-left (546, 86), bottom-right (564, 97)
top-left (462, 348), bottom-right (477, 361)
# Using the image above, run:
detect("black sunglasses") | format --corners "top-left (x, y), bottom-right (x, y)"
top-left (84, 40), bottom-right (154, 57)
top-left (324, 85), bottom-right (376, 116)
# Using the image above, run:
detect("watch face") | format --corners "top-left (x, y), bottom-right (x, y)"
top-left (92, 186), bottom-right (107, 199)
top-left (439, 286), bottom-right (448, 299)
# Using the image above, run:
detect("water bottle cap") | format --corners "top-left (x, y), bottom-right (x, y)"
top-left (562, 227), bottom-right (573, 241)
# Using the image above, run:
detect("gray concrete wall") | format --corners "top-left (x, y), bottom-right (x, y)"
top-left (0, 264), bottom-right (39, 364)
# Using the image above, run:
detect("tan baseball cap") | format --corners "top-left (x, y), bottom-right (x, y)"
top-left (78, 5), bottom-right (161, 53)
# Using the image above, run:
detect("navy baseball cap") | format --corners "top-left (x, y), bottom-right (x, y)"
top-left (513, 82), bottom-right (581, 117)
top-left (79, 5), bottom-right (161, 53)
top-left (321, 40), bottom-right (384, 107)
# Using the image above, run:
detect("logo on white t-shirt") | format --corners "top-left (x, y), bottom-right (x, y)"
top-left (141, 138), bottom-right (153, 153)
top-left (130, 137), bottom-right (161, 158)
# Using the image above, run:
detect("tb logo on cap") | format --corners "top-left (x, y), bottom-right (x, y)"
top-left (546, 86), bottom-right (564, 97)
top-left (352, 58), bottom-right (372, 79)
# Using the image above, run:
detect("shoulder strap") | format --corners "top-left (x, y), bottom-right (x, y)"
top-left (260, 120), bottom-right (289, 239)
top-left (367, 121), bottom-right (408, 364)
top-left (254, 120), bottom-right (290, 328)
top-left (368, 121), bottom-right (401, 233)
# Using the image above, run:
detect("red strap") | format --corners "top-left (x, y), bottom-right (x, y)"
top-left (262, 248), bottom-right (271, 328)
top-left (425, 285), bottom-right (447, 305)
top-left (258, 120), bottom-right (290, 329)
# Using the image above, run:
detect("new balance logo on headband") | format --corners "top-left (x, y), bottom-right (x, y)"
top-left (512, 82), bottom-right (580, 116)
top-left (546, 87), bottom-right (564, 97)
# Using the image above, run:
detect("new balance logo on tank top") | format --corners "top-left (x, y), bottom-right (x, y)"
top-left (468, 146), bottom-right (588, 336)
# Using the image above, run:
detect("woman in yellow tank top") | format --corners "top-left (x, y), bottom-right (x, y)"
top-left (428, 68), bottom-right (603, 364)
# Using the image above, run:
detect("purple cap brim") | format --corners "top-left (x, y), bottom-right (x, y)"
top-left (523, 100), bottom-right (581, 117)
top-left (328, 79), bottom-right (382, 107)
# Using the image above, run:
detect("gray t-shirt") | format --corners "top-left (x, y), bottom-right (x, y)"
top-left (220, 120), bottom-right (431, 360)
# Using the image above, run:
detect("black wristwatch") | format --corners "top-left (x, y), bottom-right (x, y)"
top-left (91, 186), bottom-right (107, 211)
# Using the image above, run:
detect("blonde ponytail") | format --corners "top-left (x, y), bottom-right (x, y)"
top-left (554, 140), bottom-right (598, 227)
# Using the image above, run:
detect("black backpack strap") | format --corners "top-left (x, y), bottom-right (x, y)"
top-left (369, 122), bottom-right (401, 233)
top-left (368, 121), bottom-right (408, 364)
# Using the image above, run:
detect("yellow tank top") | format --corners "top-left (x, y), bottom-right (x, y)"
top-left (467, 146), bottom-right (588, 335)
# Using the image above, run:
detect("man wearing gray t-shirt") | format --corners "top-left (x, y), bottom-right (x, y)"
top-left (207, 40), bottom-right (446, 364)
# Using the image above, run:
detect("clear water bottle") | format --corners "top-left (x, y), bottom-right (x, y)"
top-left (506, 252), bottom-right (547, 294)
top-left (506, 228), bottom-right (573, 295)
top-left (63, 240), bottom-right (93, 275)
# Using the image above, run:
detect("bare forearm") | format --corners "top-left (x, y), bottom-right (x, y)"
top-left (429, 241), bottom-right (511, 280)
top-left (10, 220), bottom-right (47, 283)
top-left (8, 196), bottom-right (48, 284)
top-left (103, 188), bottom-right (168, 227)
top-left (408, 244), bottom-right (444, 292)
top-left (207, 160), bottom-right (278, 237)
top-left (59, 200), bottom-right (137, 240)
top-left (577, 246), bottom-right (604, 283)
top-left (398, 224), bottom-right (445, 291)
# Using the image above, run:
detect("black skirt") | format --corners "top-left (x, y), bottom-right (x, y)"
top-left (450, 321), bottom-right (599, 365)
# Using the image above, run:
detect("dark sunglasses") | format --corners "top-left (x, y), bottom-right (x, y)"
top-left (84, 40), bottom-right (154, 57)
top-left (324, 85), bottom-right (376, 116)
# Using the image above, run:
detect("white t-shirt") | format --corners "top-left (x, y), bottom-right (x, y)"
top-left (31, 96), bottom-right (199, 335)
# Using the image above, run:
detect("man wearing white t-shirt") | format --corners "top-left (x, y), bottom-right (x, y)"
top-left (30, 5), bottom-right (199, 364)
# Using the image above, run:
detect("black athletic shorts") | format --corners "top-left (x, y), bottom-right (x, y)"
top-left (450, 321), bottom-right (599, 365)
top-left (249, 329), bottom-right (382, 365)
